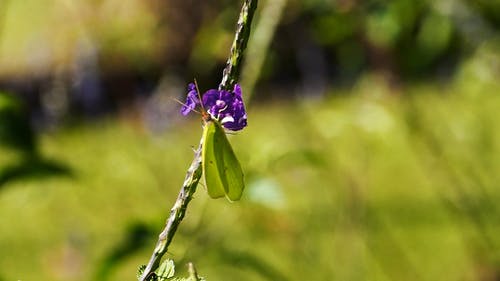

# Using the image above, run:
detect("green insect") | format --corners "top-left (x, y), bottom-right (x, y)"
top-left (201, 116), bottom-right (245, 201)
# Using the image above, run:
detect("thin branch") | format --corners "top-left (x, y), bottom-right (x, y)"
top-left (139, 141), bottom-right (203, 281)
top-left (219, 0), bottom-right (259, 91)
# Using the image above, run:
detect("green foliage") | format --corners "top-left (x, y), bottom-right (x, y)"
top-left (155, 259), bottom-right (175, 280)
top-left (138, 260), bottom-right (205, 281)
top-left (0, 80), bottom-right (499, 280)
top-left (2, 0), bottom-right (495, 81)
top-left (0, 92), bottom-right (71, 186)
top-left (0, 92), bottom-right (35, 154)
top-left (137, 265), bottom-right (147, 280)
top-left (0, 0), bottom-right (161, 74)
top-left (467, 0), bottom-right (500, 25)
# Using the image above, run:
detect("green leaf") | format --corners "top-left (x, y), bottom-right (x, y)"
top-left (202, 119), bottom-right (245, 201)
top-left (187, 262), bottom-right (205, 281)
top-left (155, 259), bottom-right (176, 280)
top-left (137, 264), bottom-right (147, 280)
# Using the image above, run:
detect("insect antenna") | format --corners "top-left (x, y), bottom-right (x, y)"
top-left (171, 97), bottom-right (203, 115)
top-left (193, 79), bottom-right (211, 121)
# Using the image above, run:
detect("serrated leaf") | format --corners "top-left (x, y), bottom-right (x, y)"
top-left (137, 264), bottom-right (147, 280)
top-left (156, 259), bottom-right (175, 280)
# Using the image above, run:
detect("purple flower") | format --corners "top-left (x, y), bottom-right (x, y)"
top-left (180, 83), bottom-right (200, 116)
top-left (181, 82), bottom-right (247, 131)
top-left (202, 84), bottom-right (247, 131)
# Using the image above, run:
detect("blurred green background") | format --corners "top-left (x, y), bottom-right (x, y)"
top-left (1, 0), bottom-right (500, 280)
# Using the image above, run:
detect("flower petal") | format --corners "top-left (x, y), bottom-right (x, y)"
top-left (181, 82), bottom-right (248, 131)
top-left (180, 83), bottom-right (200, 115)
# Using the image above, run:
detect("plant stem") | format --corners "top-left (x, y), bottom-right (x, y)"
top-left (219, 0), bottom-right (259, 91)
top-left (139, 141), bottom-right (203, 281)
top-left (139, 1), bottom-right (257, 280)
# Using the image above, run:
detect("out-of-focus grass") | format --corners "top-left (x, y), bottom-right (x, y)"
top-left (0, 82), bottom-right (499, 281)
top-left (0, 0), bottom-right (161, 76)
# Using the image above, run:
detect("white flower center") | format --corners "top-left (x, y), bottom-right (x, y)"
top-left (216, 100), bottom-right (226, 107)
top-left (221, 115), bottom-right (235, 124)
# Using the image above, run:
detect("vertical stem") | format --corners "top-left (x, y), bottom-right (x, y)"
top-left (139, 1), bottom-right (258, 280)
top-left (139, 142), bottom-right (203, 281)
top-left (219, 0), bottom-right (259, 91)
